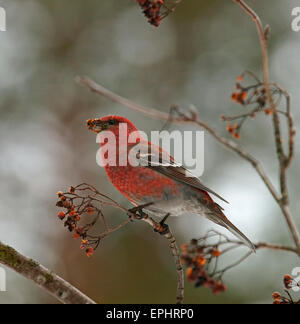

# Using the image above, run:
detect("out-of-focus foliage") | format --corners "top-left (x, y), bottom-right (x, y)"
top-left (0, 0), bottom-right (300, 304)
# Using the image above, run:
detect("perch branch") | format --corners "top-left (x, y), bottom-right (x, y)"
top-left (0, 241), bottom-right (96, 304)
top-left (101, 190), bottom-right (185, 304)
top-left (139, 215), bottom-right (184, 304)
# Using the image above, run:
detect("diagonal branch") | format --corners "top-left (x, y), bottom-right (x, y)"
top-left (76, 76), bottom-right (169, 121)
top-left (0, 241), bottom-right (96, 304)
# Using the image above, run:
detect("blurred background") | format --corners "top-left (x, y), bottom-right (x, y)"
top-left (0, 0), bottom-right (299, 304)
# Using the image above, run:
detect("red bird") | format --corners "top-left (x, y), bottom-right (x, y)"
top-left (87, 115), bottom-right (255, 251)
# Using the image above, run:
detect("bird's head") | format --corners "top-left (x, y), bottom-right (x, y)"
top-left (86, 115), bottom-right (138, 135)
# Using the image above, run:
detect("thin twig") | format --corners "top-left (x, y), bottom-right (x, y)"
top-left (255, 242), bottom-right (298, 254)
top-left (272, 83), bottom-right (294, 167)
top-left (214, 251), bottom-right (253, 276)
top-left (0, 241), bottom-right (96, 304)
top-left (233, 0), bottom-right (300, 255)
top-left (76, 76), bottom-right (169, 121)
top-left (232, 1), bottom-right (283, 156)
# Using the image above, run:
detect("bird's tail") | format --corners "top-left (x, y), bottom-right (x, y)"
top-left (208, 213), bottom-right (256, 253)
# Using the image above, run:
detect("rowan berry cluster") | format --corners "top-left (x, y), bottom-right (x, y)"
top-left (135, 0), bottom-right (180, 26)
top-left (136, 0), bottom-right (163, 27)
top-left (272, 274), bottom-right (300, 304)
top-left (226, 123), bottom-right (241, 140)
top-left (181, 238), bottom-right (226, 295)
top-left (231, 86), bottom-right (248, 106)
top-left (231, 73), bottom-right (268, 107)
top-left (56, 184), bottom-right (145, 259)
top-left (56, 187), bottom-right (100, 258)
top-left (222, 71), bottom-right (291, 140)
top-left (271, 292), bottom-right (291, 304)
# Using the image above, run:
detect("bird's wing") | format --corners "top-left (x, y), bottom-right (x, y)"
top-left (130, 141), bottom-right (229, 204)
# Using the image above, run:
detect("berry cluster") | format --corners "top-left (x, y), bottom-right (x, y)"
top-left (181, 239), bottom-right (226, 295)
top-left (231, 73), bottom-right (268, 107)
top-left (135, 0), bottom-right (180, 27)
top-left (136, 0), bottom-right (164, 27)
top-left (222, 70), bottom-right (291, 140)
top-left (56, 184), bottom-right (156, 259)
top-left (272, 274), bottom-right (300, 304)
top-left (225, 123), bottom-right (241, 140)
top-left (231, 88), bottom-right (248, 105)
top-left (272, 292), bottom-right (291, 305)
top-left (56, 187), bottom-right (100, 257)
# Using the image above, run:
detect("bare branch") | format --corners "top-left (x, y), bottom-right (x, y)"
top-left (255, 242), bottom-right (298, 254)
top-left (0, 241), bottom-right (96, 304)
top-left (139, 215), bottom-right (184, 304)
top-left (76, 76), bottom-right (169, 121)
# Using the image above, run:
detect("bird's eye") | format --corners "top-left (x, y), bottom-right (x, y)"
top-left (108, 120), bottom-right (117, 125)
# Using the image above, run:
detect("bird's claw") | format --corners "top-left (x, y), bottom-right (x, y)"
top-left (154, 223), bottom-right (169, 235)
top-left (154, 213), bottom-right (170, 235)
top-left (127, 202), bottom-right (154, 221)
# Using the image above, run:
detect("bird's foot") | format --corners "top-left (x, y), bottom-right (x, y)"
top-left (154, 213), bottom-right (170, 235)
top-left (127, 202), bottom-right (154, 221)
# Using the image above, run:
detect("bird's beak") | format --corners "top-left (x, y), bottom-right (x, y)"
top-left (86, 119), bottom-right (105, 133)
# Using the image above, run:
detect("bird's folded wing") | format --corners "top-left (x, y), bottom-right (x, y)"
top-left (131, 142), bottom-right (229, 204)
